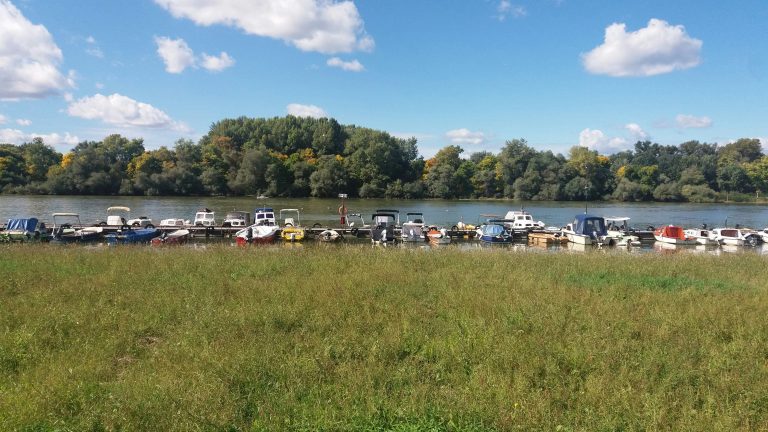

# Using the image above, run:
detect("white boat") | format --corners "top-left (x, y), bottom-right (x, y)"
top-left (503, 210), bottom-right (545, 230)
top-left (401, 212), bottom-right (426, 242)
top-left (708, 228), bottom-right (762, 246)
top-left (223, 211), bottom-right (251, 227)
top-left (316, 229), bottom-right (342, 242)
top-left (159, 218), bottom-right (190, 227)
top-left (653, 225), bottom-right (698, 245)
top-left (605, 217), bottom-right (641, 247)
top-left (562, 214), bottom-right (613, 246)
top-left (684, 228), bottom-right (717, 245)
top-left (193, 208), bottom-right (216, 227)
top-left (757, 228), bottom-right (768, 243)
top-left (235, 224), bottom-right (280, 245)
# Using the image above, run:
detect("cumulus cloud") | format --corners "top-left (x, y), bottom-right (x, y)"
top-left (675, 114), bottom-right (712, 129)
top-left (154, 0), bottom-right (374, 54)
top-left (155, 36), bottom-right (235, 73)
top-left (446, 128), bottom-right (486, 146)
top-left (497, 1), bottom-right (526, 20)
top-left (579, 128), bottom-right (629, 153)
top-left (287, 103), bottom-right (327, 118)
top-left (327, 57), bottom-right (364, 72)
top-left (0, 128), bottom-right (79, 146)
top-left (0, 0), bottom-right (73, 99)
top-left (624, 123), bottom-right (648, 141)
top-left (16, 118), bottom-right (32, 126)
top-left (199, 52), bottom-right (235, 71)
top-left (67, 93), bottom-right (187, 131)
top-left (582, 19), bottom-right (702, 77)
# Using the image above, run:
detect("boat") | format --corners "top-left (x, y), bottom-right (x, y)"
top-left (502, 210), bottom-right (545, 230)
top-left (150, 229), bottom-right (190, 246)
top-left (605, 217), bottom-right (641, 247)
top-left (653, 225), bottom-right (698, 245)
top-left (375, 209), bottom-right (401, 226)
top-left (253, 207), bottom-right (276, 226)
top-left (234, 224), bottom-right (280, 245)
top-left (477, 221), bottom-right (514, 243)
top-left (757, 228), bottom-right (768, 243)
top-left (222, 211), bottom-right (251, 228)
top-left (316, 229), bottom-right (342, 242)
top-left (101, 206), bottom-right (131, 227)
top-left (105, 227), bottom-right (161, 245)
top-left (1, 218), bottom-right (50, 242)
top-left (401, 212), bottom-right (426, 242)
top-left (159, 218), bottom-right (190, 228)
top-left (193, 208), bottom-right (216, 227)
top-left (279, 209), bottom-right (305, 242)
top-left (371, 212), bottom-right (397, 243)
top-left (684, 227), bottom-right (717, 245)
top-left (563, 214), bottom-right (614, 246)
top-left (425, 226), bottom-right (451, 245)
top-left (708, 228), bottom-right (762, 246)
top-left (50, 213), bottom-right (104, 243)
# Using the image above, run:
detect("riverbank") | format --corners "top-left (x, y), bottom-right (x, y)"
top-left (2, 246), bottom-right (767, 431)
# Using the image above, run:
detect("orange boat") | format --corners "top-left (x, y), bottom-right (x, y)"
top-left (653, 225), bottom-right (697, 245)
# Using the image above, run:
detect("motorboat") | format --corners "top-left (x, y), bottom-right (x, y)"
top-left (375, 209), bottom-right (401, 226)
top-left (684, 227), bottom-right (717, 245)
top-left (316, 229), bottom-right (342, 242)
top-left (151, 229), bottom-right (190, 246)
top-left (605, 217), bottom-right (641, 247)
top-left (371, 212), bottom-right (397, 243)
top-left (401, 212), bottom-right (426, 242)
top-left (502, 210), bottom-right (545, 230)
top-left (1, 218), bottom-right (50, 242)
top-left (477, 222), bottom-right (513, 243)
top-left (223, 211), bottom-right (251, 228)
top-left (159, 218), bottom-right (190, 228)
top-left (50, 213), bottom-right (104, 243)
top-left (279, 209), bottom-right (305, 242)
top-left (193, 208), bottom-right (216, 227)
top-left (105, 227), bottom-right (161, 245)
top-left (425, 226), bottom-right (451, 245)
top-left (563, 214), bottom-right (613, 246)
top-left (757, 228), bottom-right (768, 243)
top-left (235, 224), bottom-right (280, 245)
top-left (653, 225), bottom-right (698, 245)
top-left (708, 228), bottom-right (762, 246)
top-left (253, 207), bottom-right (276, 226)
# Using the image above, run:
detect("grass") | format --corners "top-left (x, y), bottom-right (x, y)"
top-left (1, 245), bottom-right (767, 431)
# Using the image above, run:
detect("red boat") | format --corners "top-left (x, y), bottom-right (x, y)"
top-left (653, 225), bottom-right (697, 245)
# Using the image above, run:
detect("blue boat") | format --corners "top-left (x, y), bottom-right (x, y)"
top-left (1, 218), bottom-right (50, 242)
top-left (105, 227), bottom-right (161, 245)
top-left (563, 214), bottom-right (613, 246)
top-left (477, 223), bottom-right (514, 243)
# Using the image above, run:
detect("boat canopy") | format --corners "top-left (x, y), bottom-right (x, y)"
top-left (6, 218), bottom-right (38, 232)
top-left (481, 224), bottom-right (506, 236)
top-left (107, 206), bottom-right (130, 213)
top-left (657, 225), bottom-right (685, 239)
top-left (571, 214), bottom-right (607, 237)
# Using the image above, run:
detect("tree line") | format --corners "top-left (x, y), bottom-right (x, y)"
top-left (1, 115), bottom-right (766, 202)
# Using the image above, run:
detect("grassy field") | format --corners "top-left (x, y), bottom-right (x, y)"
top-left (1, 245), bottom-right (767, 431)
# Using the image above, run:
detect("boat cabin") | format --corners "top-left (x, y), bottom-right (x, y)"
top-left (106, 206), bottom-right (130, 226)
top-left (571, 214), bottom-right (608, 238)
top-left (375, 209), bottom-right (400, 226)
top-left (194, 208), bottom-right (216, 227)
top-left (223, 211), bottom-right (251, 227)
top-left (254, 207), bottom-right (276, 226)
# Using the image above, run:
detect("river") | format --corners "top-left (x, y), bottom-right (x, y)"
top-left (1, 195), bottom-right (767, 230)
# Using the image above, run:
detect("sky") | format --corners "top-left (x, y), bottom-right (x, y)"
top-left (0, 0), bottom-right (767, 158)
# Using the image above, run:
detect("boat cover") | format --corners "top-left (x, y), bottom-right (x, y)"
top-left (482, 224), bottom-right (506, 236)
top-left (6, 218), bottom-right (38, 232)
top-left (658, 225), bottom-right (685, 239)
top-left (572, 214), bottom-right (607, 237)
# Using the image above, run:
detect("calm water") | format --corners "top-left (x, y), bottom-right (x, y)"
top-left (1, 195), bottom-right (767, 230)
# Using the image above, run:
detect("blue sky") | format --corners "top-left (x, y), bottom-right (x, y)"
top-left (1, 0), bottom-right (766, 157)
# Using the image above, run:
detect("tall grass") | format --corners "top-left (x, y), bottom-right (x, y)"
top-left (1, 245), bottom-right (767, 431)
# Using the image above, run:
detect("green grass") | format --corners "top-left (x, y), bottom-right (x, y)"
top-left (1, 245), bottom-right (767, 431)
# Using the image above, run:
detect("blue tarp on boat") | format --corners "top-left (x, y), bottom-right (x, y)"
top-left (481, 224), bottom-right (506, 236)
top-left (572, 214), bottom-right (607, 237)
top-left (6, 218), bottom-right (38, 232)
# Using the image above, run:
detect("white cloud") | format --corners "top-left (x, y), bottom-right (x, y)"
top-left (200, 52), bottom-right (235, 72)
top-left (0, 114), bottom-right (6, 124)
top-left (676, 114), bottom-right (712, 129)
top-left (0, 0), bottom-right (73, 99)
top-left (327, 57), bottom-right (364, 72)
top-left (287, 103), bottom-right (327, 118)
top-left (155, 36), bottom-right (196, 73)
top-left (85, 35), bottom-right (104, 58)
top-left (16, 118), bottom-right (32, 126)
top-left (67, 93), bottom-right (188, 131)
top-left (0, 128), bottom-right (79, 146)
top-left (624, 123), bottom-right (648, 141)
top-left (759, 137), bottom-right (768, 152)
top-left (497, 1), bottom-right (526, 20)
top-left (582, 19), bottom-right (702, 77)
top-left (579, 128), bottom-right (629, 153)
top-left (445, 128), bottom-right (486, 146)
top-left (155, 36), bottom-right (235, 73)
top-left (154, 0), bottom-right (374, 54)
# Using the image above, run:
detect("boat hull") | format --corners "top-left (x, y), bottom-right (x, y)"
top-left (653, 235), bottom-right (697, 245)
